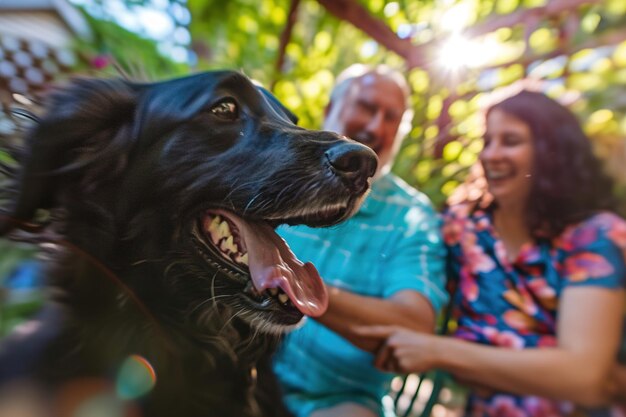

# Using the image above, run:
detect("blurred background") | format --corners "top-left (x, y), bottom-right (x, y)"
top-left (1, 0), bottom-right (625, 209)
top-left (0, 1), bottom-right (625, 415)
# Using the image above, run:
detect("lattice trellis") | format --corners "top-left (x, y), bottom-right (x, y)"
top-left (0, 34), bottom-right (76, 100)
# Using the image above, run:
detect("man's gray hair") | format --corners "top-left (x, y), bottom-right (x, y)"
top-left (328, 64), bottom-right (414, 143)
top-left (330, 64), bottom-right (410, 107)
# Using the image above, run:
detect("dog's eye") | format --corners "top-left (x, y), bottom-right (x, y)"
top-left (210, 98), bottom-right (239, 121)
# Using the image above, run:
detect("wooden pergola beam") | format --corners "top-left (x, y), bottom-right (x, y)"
top-left (315, 0), bottom-right (607, 71)
top-left (315, 0), bottom-right (419, 65)
top-left (272, 0), bottom-right (301, 89)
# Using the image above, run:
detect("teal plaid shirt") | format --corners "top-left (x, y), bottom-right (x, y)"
top-left (273, 173), bottom-right (447, 416)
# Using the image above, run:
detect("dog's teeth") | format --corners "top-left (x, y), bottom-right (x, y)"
top-left (224, 235), bottom-right (237, 253)
top-left (269, 288), bottom-right (278, 296)
top-left (236, 253), bottom-right (248, 266)
top-left (205, 216), bottom-right (221, 236)
top-left (217, 220), bottom-right (230, 238)
top-left (204, 216), bottom-right (218, 234)
top-left (206, 216), bottom-right (222, 244)
top-left (278, 293), bottom-right (289, 304)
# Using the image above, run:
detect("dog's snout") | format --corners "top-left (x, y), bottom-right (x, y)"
top-left (325, 143), bottom-right (378, 192)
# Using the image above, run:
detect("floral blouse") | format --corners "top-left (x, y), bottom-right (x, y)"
top-left (442, 204), bottom-right (626, 417)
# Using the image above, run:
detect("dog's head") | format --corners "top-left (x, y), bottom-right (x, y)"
top-left (3, 71), bottom-right (377, 333)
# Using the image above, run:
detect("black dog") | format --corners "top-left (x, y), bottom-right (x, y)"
top-left (0, 71), bottom-right (377, 417)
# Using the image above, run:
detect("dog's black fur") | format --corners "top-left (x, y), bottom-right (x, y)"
top-left (0, 71), bottom-right (376, 417)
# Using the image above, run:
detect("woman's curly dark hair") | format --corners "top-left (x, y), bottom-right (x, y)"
top-left (486, 90), bottom-right (616, 239)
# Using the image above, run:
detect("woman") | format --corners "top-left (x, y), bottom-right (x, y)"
top-left (359, 90), bottom-right (626, 416)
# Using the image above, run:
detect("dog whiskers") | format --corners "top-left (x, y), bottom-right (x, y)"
top-left (210, 271), bottom-right (219, 309)
top-left (243, 194), bottom-right (262, 216)
top-left (189, 296), bottom-right (221, 317)
top-left (130, 257), bottom-right (169, 266)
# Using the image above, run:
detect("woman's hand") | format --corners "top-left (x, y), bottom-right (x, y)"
top-left (354, 325), bottom-right (441, 374)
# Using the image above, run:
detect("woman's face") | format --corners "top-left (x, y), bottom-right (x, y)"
top-left (480, 108), bottom-right (534, 207)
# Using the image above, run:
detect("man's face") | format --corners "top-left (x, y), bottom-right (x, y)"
top-left (324, 74), bottom-right (407, 177)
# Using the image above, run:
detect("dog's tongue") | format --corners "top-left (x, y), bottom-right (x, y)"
top-left (228, 213), bottom-right (328, 317)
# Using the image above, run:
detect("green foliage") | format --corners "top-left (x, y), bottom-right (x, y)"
top-left (184, 0), bottom-right (626, 214)
top-left (47, 0), bottom-right (626, 212)
top-left (72, 8), bottom-right (190, 79)
top-left (187, 0), bottom-right (410, 129)
top-left (8, 0), bottom-right (623, 214)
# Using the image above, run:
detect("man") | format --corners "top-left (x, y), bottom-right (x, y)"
top-left (273, 64), bottom-right (448, 417)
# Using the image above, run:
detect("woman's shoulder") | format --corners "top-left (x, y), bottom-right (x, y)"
top-left (557, 211), bottom-right (626, 251)
top-left (556, 211), bottom-right (626, 287)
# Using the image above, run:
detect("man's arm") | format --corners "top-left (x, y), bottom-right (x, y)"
top-left (316, 202), bottom-right (447, 353)
top-left (317, 287), bottom-right (436, 352)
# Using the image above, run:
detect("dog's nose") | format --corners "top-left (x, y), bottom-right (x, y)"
top-left (325, 142), bottom-right (378, 192)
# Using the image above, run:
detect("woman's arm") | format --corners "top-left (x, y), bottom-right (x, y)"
top-left (362, 286), bottom-right (624, 407)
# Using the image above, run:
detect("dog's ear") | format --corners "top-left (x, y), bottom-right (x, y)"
top-left (2, 78), bottom-right (138, 233)
top-left (256, 86), bottom-right (299, 125)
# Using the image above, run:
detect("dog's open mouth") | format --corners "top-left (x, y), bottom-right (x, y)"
top-left (194, 209), bottom-right (328, 318)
